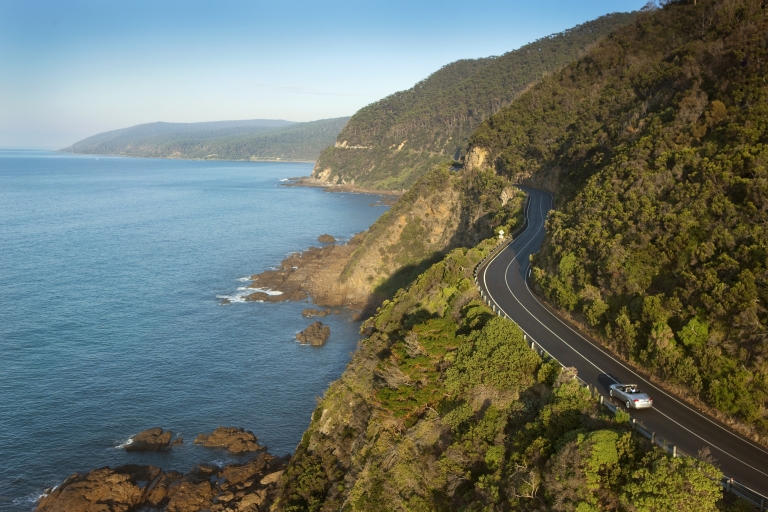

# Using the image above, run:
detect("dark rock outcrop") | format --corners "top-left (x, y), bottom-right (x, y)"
top-left (193, 426), bottom-right (264, 454)
top-left (124, 427), bottom-right (181, 452)
top-left (296, 321), bottom-right (330, 346)
top-left (301, 308), bottom-right (335, 318)
top-left (317, 234), bottom-right (336, 243)
top-left (36, 453), bottom-right (288, 512)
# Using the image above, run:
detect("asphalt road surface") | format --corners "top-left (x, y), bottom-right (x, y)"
top-left (478, 187), bottom-right (768, 494)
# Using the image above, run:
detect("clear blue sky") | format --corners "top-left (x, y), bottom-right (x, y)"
top-left (0, 0), bottom-right (648, 148)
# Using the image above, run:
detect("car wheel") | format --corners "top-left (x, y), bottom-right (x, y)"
top-left (626, 400), bottom-right (631, 409)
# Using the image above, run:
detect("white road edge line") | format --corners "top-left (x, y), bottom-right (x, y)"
top-left (481, 188), bottom-right (768, 478)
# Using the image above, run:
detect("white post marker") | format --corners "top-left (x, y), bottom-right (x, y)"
top-left (498, 229), bottom-right (505, 240)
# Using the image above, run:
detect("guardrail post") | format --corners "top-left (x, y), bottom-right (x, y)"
top-left (725, 478), bottom-right (730, 492)
top-left (651, 432), bottom-right (655, 444)
top-left (672, 445), bottom-right (677, 458)
top-left (599, 395), bottom-right (603, 405)
top-left (760, 496), bottom-right (764, 511)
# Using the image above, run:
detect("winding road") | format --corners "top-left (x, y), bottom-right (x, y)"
top-left (478, 187), bottom-right (768, 494)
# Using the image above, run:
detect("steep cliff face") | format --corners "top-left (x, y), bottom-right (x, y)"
top-left (240, 167), bottom-right (521, 315)
top-left (337, 166), bottom-right (525, 312)
top-left (310, 13), bottom-right (638, 192)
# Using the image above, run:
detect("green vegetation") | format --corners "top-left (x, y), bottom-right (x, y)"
top-left (62, 117), bottom-right (349, 161)
top-left (339, 165), bottom-right (525, 311)
top-left (274, 237), bottom-right (725, 511)
top-left (469, 0), bottom-right (768, 433)
top-left (312, 12), bottom-right (637, 191)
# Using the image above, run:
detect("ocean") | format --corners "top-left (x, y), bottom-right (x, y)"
top-left (0, 150), bottom-right (387, 510)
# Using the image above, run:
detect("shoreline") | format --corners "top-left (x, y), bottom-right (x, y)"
top-left (287, 176), bottom-right (404, 198)
top-left (23, 165), bottom-right (390, 512)
top-left (56, 150), bottom-right (317, 164)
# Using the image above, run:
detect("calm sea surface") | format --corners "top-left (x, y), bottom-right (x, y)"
top-left (0, 150), bottom-right (386, 510)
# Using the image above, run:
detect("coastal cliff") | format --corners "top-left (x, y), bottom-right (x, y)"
top-left (248, 166), bottom-right (524, 316)
top-left (272, 238), bottom-right (723, 510)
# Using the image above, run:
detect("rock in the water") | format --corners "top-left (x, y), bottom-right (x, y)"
top-left (125, 427), bottom-right (179, 452)
top-left (301, 308), bottom-right (333, 318)
top-left (36, 453), bottom-right (289, 512)
top-left (296, 321), bottom-right (330, 346)
top-left (317, 234), bottom-right (336, 243)
top-left (193, 426), bottom-right (264, 453)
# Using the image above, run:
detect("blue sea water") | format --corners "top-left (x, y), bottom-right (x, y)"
top-left (0, 150), bottom-right (387, 510)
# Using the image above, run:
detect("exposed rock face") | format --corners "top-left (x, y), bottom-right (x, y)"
top-left (194, 426), bottom-right (264, 453)
top-left (464, 146), bottom-right (489, 170)
top-left (245, 238), bottom-right (365, 307)
top-left (317, 234), bottom-right (336, 243)
top-left (37, 453), bottom-right (287, 512)
top-left (296, 321), bottom-right (330, 346)
top-left (36, 465), bottom-right (160, 512)
top-left (124, 427), bottom-right (181, 452)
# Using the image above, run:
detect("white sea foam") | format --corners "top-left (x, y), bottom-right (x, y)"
top-left (238, 277), bottom-right (252, 282)
top-left (218, 286), bottom-right (282, 304)
top-left (245, 287), bottom-right (283, 296)
top-left (217, 294), bottom-right (247, 304)
top-left (115, 437), bottom-right (134, 449)
top-left (14, 486), bottom-right (55, 505)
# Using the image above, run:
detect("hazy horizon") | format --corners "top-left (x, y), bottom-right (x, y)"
top-left (1, 0), bottom-right (648, 148)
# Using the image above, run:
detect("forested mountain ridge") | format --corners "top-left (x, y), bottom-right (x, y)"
top-left (309, 12), bottom-right (638, 192)
top-left (62, 117), bottom-right (349, 161)
top-left (468, 0), bottom-right (768, 435)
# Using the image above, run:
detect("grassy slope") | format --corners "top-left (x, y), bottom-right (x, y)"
top-left (468, 0), bottom-right (768, 434)
top-left (311, 12), bottom-right (637, 191)
top-left (63, 117), bottom-right (349, 161)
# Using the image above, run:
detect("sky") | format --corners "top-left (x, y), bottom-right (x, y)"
top-left (0, 0), bottom-right (649, 148)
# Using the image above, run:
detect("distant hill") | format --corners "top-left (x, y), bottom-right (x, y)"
top-left (310, 12), bottom-right (637, 191)
top-left (62, 117), bottom-right (350, 161)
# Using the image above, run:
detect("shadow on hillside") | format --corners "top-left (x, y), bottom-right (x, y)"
top-left (357, 190), bottom-right (518, 321)
top-left (359, 253), bottom-right (446, 319)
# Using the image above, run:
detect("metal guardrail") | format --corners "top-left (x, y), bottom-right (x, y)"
top-left (472, 198), bottom-right (768, 510)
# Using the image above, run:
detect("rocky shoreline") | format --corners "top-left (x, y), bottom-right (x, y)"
top-left (37, 184), bottom-right (393, 511)
top-left (284, 176), bottom-right (403, 200)
top-left (37, 427), bottom-right (285, 512)
top-left (232, 232), bottom-right (369, 311)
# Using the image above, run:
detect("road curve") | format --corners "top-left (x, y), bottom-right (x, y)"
top-left (478, 187), bottom-right (768, 493)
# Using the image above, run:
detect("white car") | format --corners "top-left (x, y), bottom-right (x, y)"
top-left (609, 383), bottom-right (653, 410)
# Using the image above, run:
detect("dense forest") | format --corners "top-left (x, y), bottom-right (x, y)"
top-left (274, 236), bottom-right (726, 511)
top-left (62, 117), bottom-right (349, 161)
top-left (310, 12), bottom-right (637, 191)
top-left (469, 0), bottom-right (768, 435)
